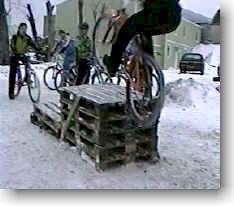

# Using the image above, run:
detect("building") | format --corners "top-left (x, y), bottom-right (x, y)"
top-left (210, 9), bottom-right (220, 44)
top-left (55, 0), bottom-right (202, 69)
top-left (153, 18), bottom-right (202, 69)
top-left (43, 15), bottom-right (56, 38)
top-left (195, 9), bottom-right (220, 44)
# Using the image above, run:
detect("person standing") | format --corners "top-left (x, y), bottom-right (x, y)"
top-left (75, 23), bottom-right (92, 85)
top-left (52, 30), bottom-right (76, 75)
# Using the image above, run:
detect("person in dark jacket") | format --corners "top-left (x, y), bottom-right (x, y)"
top-left (104, 0), bottom-right (182, 76)
top-left (8, 23), bottom-right (40, 99)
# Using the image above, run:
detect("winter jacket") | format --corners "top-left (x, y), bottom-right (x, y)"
top-left (75, 35), bottom-right (92, 60)
top-left (10, 33), bottom-right (38, 55)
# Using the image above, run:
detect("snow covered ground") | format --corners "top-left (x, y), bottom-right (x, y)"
top-left (0, 45), bottom-right (220, 189)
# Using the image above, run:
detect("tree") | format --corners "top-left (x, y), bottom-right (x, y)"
top-left (46, 0), bottom-right (55, 60)
top-left (0, 0), bottom-right (10, 65)
top-left (93, 0), bottom-right (106, 22)
top-left (78, 0), bottom-right (83, 26)
top-left (26, 4), bottom-right (38, 43)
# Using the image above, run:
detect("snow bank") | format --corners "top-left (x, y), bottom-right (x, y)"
top-left (165, 78), bottom-right (215, 108)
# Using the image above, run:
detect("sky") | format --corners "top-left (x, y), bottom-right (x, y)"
top-left (8, 0), bottom-right (220, 35)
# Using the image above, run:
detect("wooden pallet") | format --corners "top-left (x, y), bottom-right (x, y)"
top-left (31, 103), bottom-right (61, 137)
top-left (31, 84), bottom-right (160, 170)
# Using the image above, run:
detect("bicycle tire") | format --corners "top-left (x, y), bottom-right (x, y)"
top-left (116, 73), bottom-right (126, 86)
top-left (91, 70), bottom-right (112, 84)
top-left (14, 67), bottom-right (23, 98)
top-left (28, 71), bottom-right (41, 103)
top-left (129, 52), bottom-right (165, 127)
top-left (54, 69), bottom-right (65, 93)
top-left (43, 66), bottom-right (60, 90)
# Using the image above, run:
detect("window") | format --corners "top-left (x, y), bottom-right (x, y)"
top-left (183, 27), bottom-right (186, 37)
top-left (195, 32), bottom-right (199, 41)
top-left (183, 54), bottom-right (203, 61)
top-left (167, 45), bottom-right (170, 57)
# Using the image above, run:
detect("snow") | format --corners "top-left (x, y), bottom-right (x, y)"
top-left (0, 45), bottom-right (220, 189)
top-left (193, 43), bottom-right (220, 67)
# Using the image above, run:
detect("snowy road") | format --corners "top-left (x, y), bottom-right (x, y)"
top-left (0, 64), bottom-right (220, 189)
top-left (0, 44), bottom-right (220, 189)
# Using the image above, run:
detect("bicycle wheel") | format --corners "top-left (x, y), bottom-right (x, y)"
top-left (91, 70), bottom-right (112, 84)
top-left (54, 69), bottom-right (65, 93)
top-left (43, 66), bottom-right (60, 90)
top-left (28, 70), bottom-right (41, 103)
top-left (54, 69), bottom-right (75, 93)
top-left (93, 16), bottom-right (116, 67)
top-left (128, 52), bottom-right (165, 127)
top-left (14, 67), bottom-right (23, 98)
top-left (114, 73), bottom-right (126, 87)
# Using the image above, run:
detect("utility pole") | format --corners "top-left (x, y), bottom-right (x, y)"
top-left (46, 0), bottom-right (55, 60)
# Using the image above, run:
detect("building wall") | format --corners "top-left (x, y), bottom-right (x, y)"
top-left (154, 18), bottom-right (202, 69)
top-left (153, 35), bottom-right (165, 68)
top-left (200, 23), bottom-right (220, 44)
top-left (43, 15), bottom-right (56, 38)
top-left (210, 25), bottom-right (220, 44)
top-left (56, 0), bottom-right (79, 38)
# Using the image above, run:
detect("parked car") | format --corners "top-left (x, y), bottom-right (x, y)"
top-left (179, 53), bottom-right (205, 75)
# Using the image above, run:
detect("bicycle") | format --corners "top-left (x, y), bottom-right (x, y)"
top-left (90, 57), bottom-right (112, 84)
top-left (54, 57), bottom-right (112, 93)
top-left (43, 54), bottom-right (63, 90)
top-left (14, 55), bottom-right (41, 103)
top-left (54, 62), bottom-right (78, 93)
top-left (93, 9), bottom-right (165, 127)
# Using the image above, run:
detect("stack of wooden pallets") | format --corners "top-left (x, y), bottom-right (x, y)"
top-left (31, 102), bottom-right (61, 138)
top-left (31, 84), bottom-right (159, 170)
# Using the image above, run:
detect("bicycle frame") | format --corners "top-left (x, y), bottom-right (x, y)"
top-left (15, 56), bottom-right (41, 103)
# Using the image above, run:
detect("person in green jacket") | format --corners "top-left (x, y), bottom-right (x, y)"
top-left (75, 23), bottom-right (93, 85)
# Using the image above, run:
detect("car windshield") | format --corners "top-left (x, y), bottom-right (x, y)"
top-left (183, 54), bottom-right (202, 60)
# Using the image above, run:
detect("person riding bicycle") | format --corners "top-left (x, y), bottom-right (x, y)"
top-left (52, 30), bottom-right (76, 77)
top-left (75, 22), bottom-right (92, 85)
top-left (103, 0), bottom-right (182, 76)
top-left (9, 23), bottom-right (41, 100)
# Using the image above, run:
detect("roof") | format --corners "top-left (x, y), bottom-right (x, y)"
top-left (182, 9), bottom-right (211, 24)
top-left (212, 10), bottom-right (220, 25)
top-left (182, 17), bottom-right (202, 28)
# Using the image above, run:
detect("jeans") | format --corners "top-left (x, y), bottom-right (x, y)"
top-left (8, 55), bottom-right (29, 99)
top-left (76, 59), bottom-right (91, 85)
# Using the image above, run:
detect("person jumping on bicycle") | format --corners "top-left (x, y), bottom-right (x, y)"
top-left (75, 23), bottom-right (93, 85)
top-left (103, 0), bottom-right (182, 76)
top-left (9, 23), bottom-right (41, 100)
